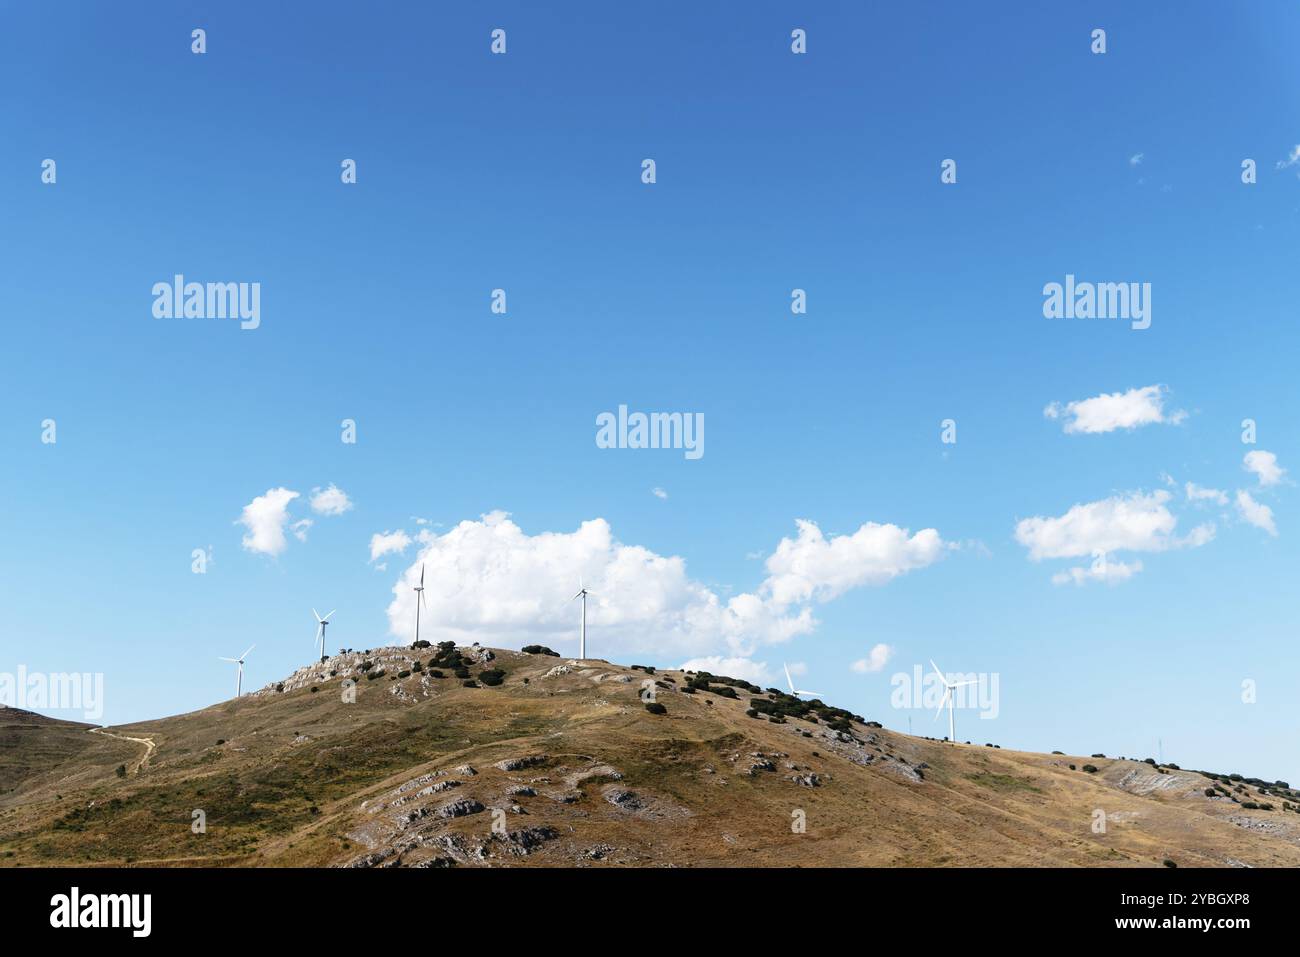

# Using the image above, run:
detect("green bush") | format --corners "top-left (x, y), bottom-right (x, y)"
top-left (644, 702), bottom-right (667, 715)
top-left (397, 670), bottom-right (410, 679)
top-left (478, 668), bottom-right (506, 687)
top-left (115, 764), bottom-right (127, 778)
top-left (1204, 788), bottom-right (1217, 797)
top-left (1163, 859), bottom-right (1176, 869)
top-left (521, 645), bottom-right (559, 656)
top-left (462, 679), bottom-right (478, 688)
top-left (428, 668), bottom-right (444, 678)
top-left (1082, 765), bottom-right (1099, 774)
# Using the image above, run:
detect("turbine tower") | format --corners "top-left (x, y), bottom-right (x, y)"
top-left (412, 564), bottom-right (427, 645)
top-left (571, 580), bottom-right (592, 659)
top-left (312, 608), bottom-right (335, 662)
top-left (930, 659), bottom-right (977, 744)
top-left (219, 645), bottom-right (255, 697)
top-left (783, 663), bottom-right (823, 699)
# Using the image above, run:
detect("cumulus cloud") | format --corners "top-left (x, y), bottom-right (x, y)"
top-left (1051, 558), bottom-right (1143, 587)
top-left (237, 488), bottom-right (301, 556)
top-left (1236, 490), bottom-right (1277, 536)
top-left (310, 483), bottom-right (354, 516)
top-left (761, 520), bottom-right (950, 607)
top-left (1185, 482), bottom-right (1228, 506)
top-left (1243, 450), bottom-right (1285, 487)
top-left (1014, 490), bottom-right (1211, 560)
top-left (850, 643), bottom-right (894, 673)
top-left (652, 487), bottom-right (668, 500)
top-left (384, 512), bottom-right (950, 660)
top-left (1044, 385), bottom-right (1185, 435)
top-left (1015, 490), bottom-right (1213, 584)
top-left (370, 529), bottom-right (412, 562)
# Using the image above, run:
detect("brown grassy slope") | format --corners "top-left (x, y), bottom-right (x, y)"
top-left (1, 648), bottom-right (1297, 868)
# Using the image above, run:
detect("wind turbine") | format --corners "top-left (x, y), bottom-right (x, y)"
top-left (571, 579), bottom-right (592, 660)
top-left (412, 564), bottom-right (427, 645)
top-left (219, 645), bottom-right (255, 697)
top-left (930, 659), bottom-right (977, 744)
top-left (783, 663), bottom-right (823, 699)
top-left (312, 609), bottom-right (335, 662)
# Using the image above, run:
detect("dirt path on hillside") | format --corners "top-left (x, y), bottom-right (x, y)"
top-left (90, 727), bottom-right (156, 774)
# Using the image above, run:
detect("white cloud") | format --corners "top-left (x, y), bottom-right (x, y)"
top-left (310, 483), bottom-right (354, 516)
top-left (1014, 490), bottom-right (1211, 560)
top-left (1044, 385), bottom-right (1185, 435)
top-left (370, 529), bottom-right (412, 562)
top-left (1243, 450), bottom-right (1285, 487)
top-left (850, 643), bottom-right (894, 673)
top-left (1051, 559), bottom-right (1143, 587)
top-left (384, 512), bottom-right (949, 660)
top-left (679, 656), bottom-right (772, 685)
top-left (1185, 482), bottom-right (1228, 506)
top-left (761, 519), bottom-right (950, 607)
top-left (290, 518), bottom-right (313, 543)
top-left (651, 487), bottom-right (668, 500)
top-left (1276, 145), bottom-right (1300, 170)
top-left (237, 488), bottom-right (301, 556)
top-left (1129, 152), bottom-right (1144, 166)
top-left (1236, 490), bottom-right (1277, 536)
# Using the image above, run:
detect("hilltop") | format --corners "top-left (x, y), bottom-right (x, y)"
top-left (2, 643), bottom-right (1299, 868)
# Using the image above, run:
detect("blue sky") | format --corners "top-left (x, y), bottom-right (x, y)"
top-left (1, 2), bottom-right (1297, 784)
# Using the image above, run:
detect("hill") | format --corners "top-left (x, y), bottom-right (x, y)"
top-left (2, 643), bottom-right (1299, 867)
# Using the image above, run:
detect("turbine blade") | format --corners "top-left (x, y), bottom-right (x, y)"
top-left (323, 610), bottom-right (335, 621)
top-left (420, 563), bottom-right (425, 586)
top-left (219, 657), bottom-right (238, 663)
top-left (783, 663), bottom-right (795, 694)
top-left (934, 690), bottom-right (949, 720)
top-left (571, 590), bottom-right (583, 601)
top-left (929, 659), bottom-right (951, 687)
top-left (313, 608), bottom-right (321, 622)
top-left (241, 644), bottom-right (255, 660)
top-left (420, 591), bottom-right (428, 610)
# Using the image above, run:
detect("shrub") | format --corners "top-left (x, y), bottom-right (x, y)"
top-left (644, 702), bottom-right (667, 715)
top-left (1205, 788), bottom-right (1217, 797)
top-left (275, 683), bottom-right (284, 692)
top-left (453, 666), bottom-right (471, 679)
top-left (115, 765), bottom-right (127, 778)
top-left (397, 670), bottom-right (410, 679)
top-left (428, 668), bottom-right (444, 678)
top-left (1082, 765), bottom-right (1099, 774)
top-left (359, 661), bottom-right (374, 672)
top-left (521, 644), bottom-right (559, 657)
top-left (1163, 859), bottom-right (1176, 869)
top-left (1143, 758), bottom-right (1156, 766)
top-left (462, 680), bottom-right (479, 688)
top-left (412, 661), bottom-right (423, 673)
top-left (1051, 750), bottom-right (1064, 755)
top-left (1068, 764), bottom-right (1077, 771)
top-left (412, 640), bottom-right (431, 649)
top-left (1091, 753), bottom-right (1106, 758)
top-left (745, 709), bottom-right (759, 719)
top-left (1241, 801), bottom-right (1259, 809)
top-left (216, 739), bottom-right (226, 746)
top-left (478, 668), bottom-right (506, 687)
top-left (310, 686), bottom-right (319, 693)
